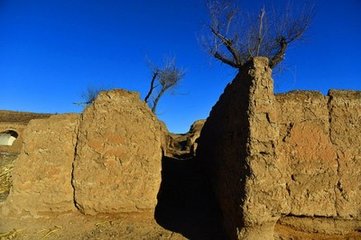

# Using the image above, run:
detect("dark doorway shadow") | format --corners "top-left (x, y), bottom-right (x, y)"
top-left (155, 156), bottom-right (227, 240)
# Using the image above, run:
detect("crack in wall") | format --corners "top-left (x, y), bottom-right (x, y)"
top-left (71, 116), bottom-right (82, 212)
top-left (327, 94), bottom-right (341, 217)
top-left (280, 213), bottom-right (343, 219)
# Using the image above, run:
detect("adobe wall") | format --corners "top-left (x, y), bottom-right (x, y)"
top-left (73, 90), bottom-right (166, 215)
top-left (197, 57), bottom-right (361, 239)
top-left (197, 58), bottom-right (287, 239)
top-left (0, 111), bottom-right (51, 154)
top-left (2, 114), bottom-right (80, 216)
top-left (277, 90), bottom-right (361, 220)
top-left (1, 89), bottom-right (166, 217)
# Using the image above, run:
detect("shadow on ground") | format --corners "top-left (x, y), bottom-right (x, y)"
top-left (155, 156), bottom-right (227, 240)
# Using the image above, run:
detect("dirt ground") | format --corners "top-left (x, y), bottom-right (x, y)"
top-left (275, 222), bottom-right (361, 240)
top-left (0, 212), bottom-right (187, 240)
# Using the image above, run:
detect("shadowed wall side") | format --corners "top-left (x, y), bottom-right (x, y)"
top-left (197, 57), bottom-right (286, 239)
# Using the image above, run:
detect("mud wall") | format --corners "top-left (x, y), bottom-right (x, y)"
top-left (197, 57), bottom-right (361, 239)
top-left (73, 90), bottom-right (165, 215)
top-left (0, 111), bottom-right (51, 154)
top-left (2, 115), bottom-right (80, 216)
top-left (1, 90), bottom-right (166, 217)
top-left (277, 90), bottom-right (361, 220)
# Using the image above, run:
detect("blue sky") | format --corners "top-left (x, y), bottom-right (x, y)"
top-left (1, 0), bottom-right (361, 133)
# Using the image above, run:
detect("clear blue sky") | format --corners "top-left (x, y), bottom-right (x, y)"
top-left (1, 0), bottom-right (360, 133)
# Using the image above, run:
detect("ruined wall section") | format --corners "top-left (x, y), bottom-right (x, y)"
top-left (199, 58), bottom-right (361, 239)
top-left (276, 90), bottom-right (361, 220)
top-left (240, 58), bottom-right (288, 239)
top-left (73, 90), bottom-right (166, 215)
top-left (2, 114), bottom-right (79, 216)
top-left (196, 65), bottom-right (253, 240)
top-left (197, 58), bottom-right (288, 240)
top-left (1, 90), bottom-right (167, 217)
top-left (276, 92), bottom-right (339, 217)
top-left (328, 90), bottom-right (361, 220)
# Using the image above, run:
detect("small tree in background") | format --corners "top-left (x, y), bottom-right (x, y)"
top-left (144, 57), bottom-right (185, 113)
top-left (203, 0), bottom-right (314, 70)
top-left (82, 87), bottom-right (103, 105)
top-left (74, 87), bottom-right (103, 107)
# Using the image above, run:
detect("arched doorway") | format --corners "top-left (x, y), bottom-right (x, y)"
top-left (0, 130), bottom-right (18, 146)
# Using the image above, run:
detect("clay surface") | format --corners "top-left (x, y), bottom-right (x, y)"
top-left (73, 89), bottom-right (166, 214)
top-left (198, 57), bottom-right (361, 239)
top-left (2, 114), bottom-right (79, 216)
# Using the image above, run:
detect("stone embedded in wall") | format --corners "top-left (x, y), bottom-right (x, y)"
top-left (73, 89), bottom-right (165, 215)
top-left (329, 90), bottom-right (361, 219)
top-left (2, 114), bottom-right (79, 216)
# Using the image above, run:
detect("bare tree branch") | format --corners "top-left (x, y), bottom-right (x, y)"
top-left (144, 71), bottom-right (158, 103)
top-left (256, 7), bottom-right (265, 56)
top-left (213, 51), bottom-right (240, 68)
top-left (269, 37), bottom-right (287, 68)
top-left (145, 57), bottom-right (185, 114)
top-left (74, 87), bottom-right (103, 106)
top-left (210, 26), bottom-right (240, 66)
top-left (203, 0), bottom-right (314, 70)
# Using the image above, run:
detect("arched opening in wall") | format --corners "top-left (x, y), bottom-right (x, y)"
top-left (0, 130), bottom-right (19, 146)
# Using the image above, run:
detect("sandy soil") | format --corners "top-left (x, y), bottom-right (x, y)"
top-left (275, 223), bottom-right (361, 240)
top-left (0, 212), bottom-right (187, 240)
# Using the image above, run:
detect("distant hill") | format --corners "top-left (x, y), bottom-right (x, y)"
top-left (0, 110), bottom-right (52, 124)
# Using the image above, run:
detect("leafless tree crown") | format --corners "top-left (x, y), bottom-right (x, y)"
top-left (144, 57), bottom-right (185, 113)
top-left (74, 87), bottom-right (103, 107)
top-left (204, 0), bottom-right (314, 69)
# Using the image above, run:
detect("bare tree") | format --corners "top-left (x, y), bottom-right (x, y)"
top-left (74, 87), bottom-right (103, 107)
top-left (144, 57), bottom-right (185, 113)
top-left (204, 0), bottom-right (314, 69)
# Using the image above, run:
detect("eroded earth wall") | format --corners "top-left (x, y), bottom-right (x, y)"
top-left (197, 57), bottom-right (287, 240)
top-left (72, 89), bottom-right (165, 215)
top-left (1, 90), bottom-right (166, 218)
top-left (2, 114), bottom-right (79, 216)
top-left (198, 57), bottom-right (361, 239)
top-left (277, 90), bottom-right (361, 220)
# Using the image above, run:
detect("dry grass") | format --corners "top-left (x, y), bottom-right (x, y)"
top-left (0, 229), bottom-right (18, 240)
top-left (0, 162), bottom-right (14, 198)
top-left (38, 226), bottom-right (62, 239)
top-left (0, 110), bottom-right (51, 124)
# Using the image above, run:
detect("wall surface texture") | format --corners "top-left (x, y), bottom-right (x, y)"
top-left (2, 114), bottom-right (79, 216)
top-left (197, 57), bottom-right (361, 239)
top-left (73, 90), bottom-right (166, 214)
top-left (1, 90), bottom-right (166, 217)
